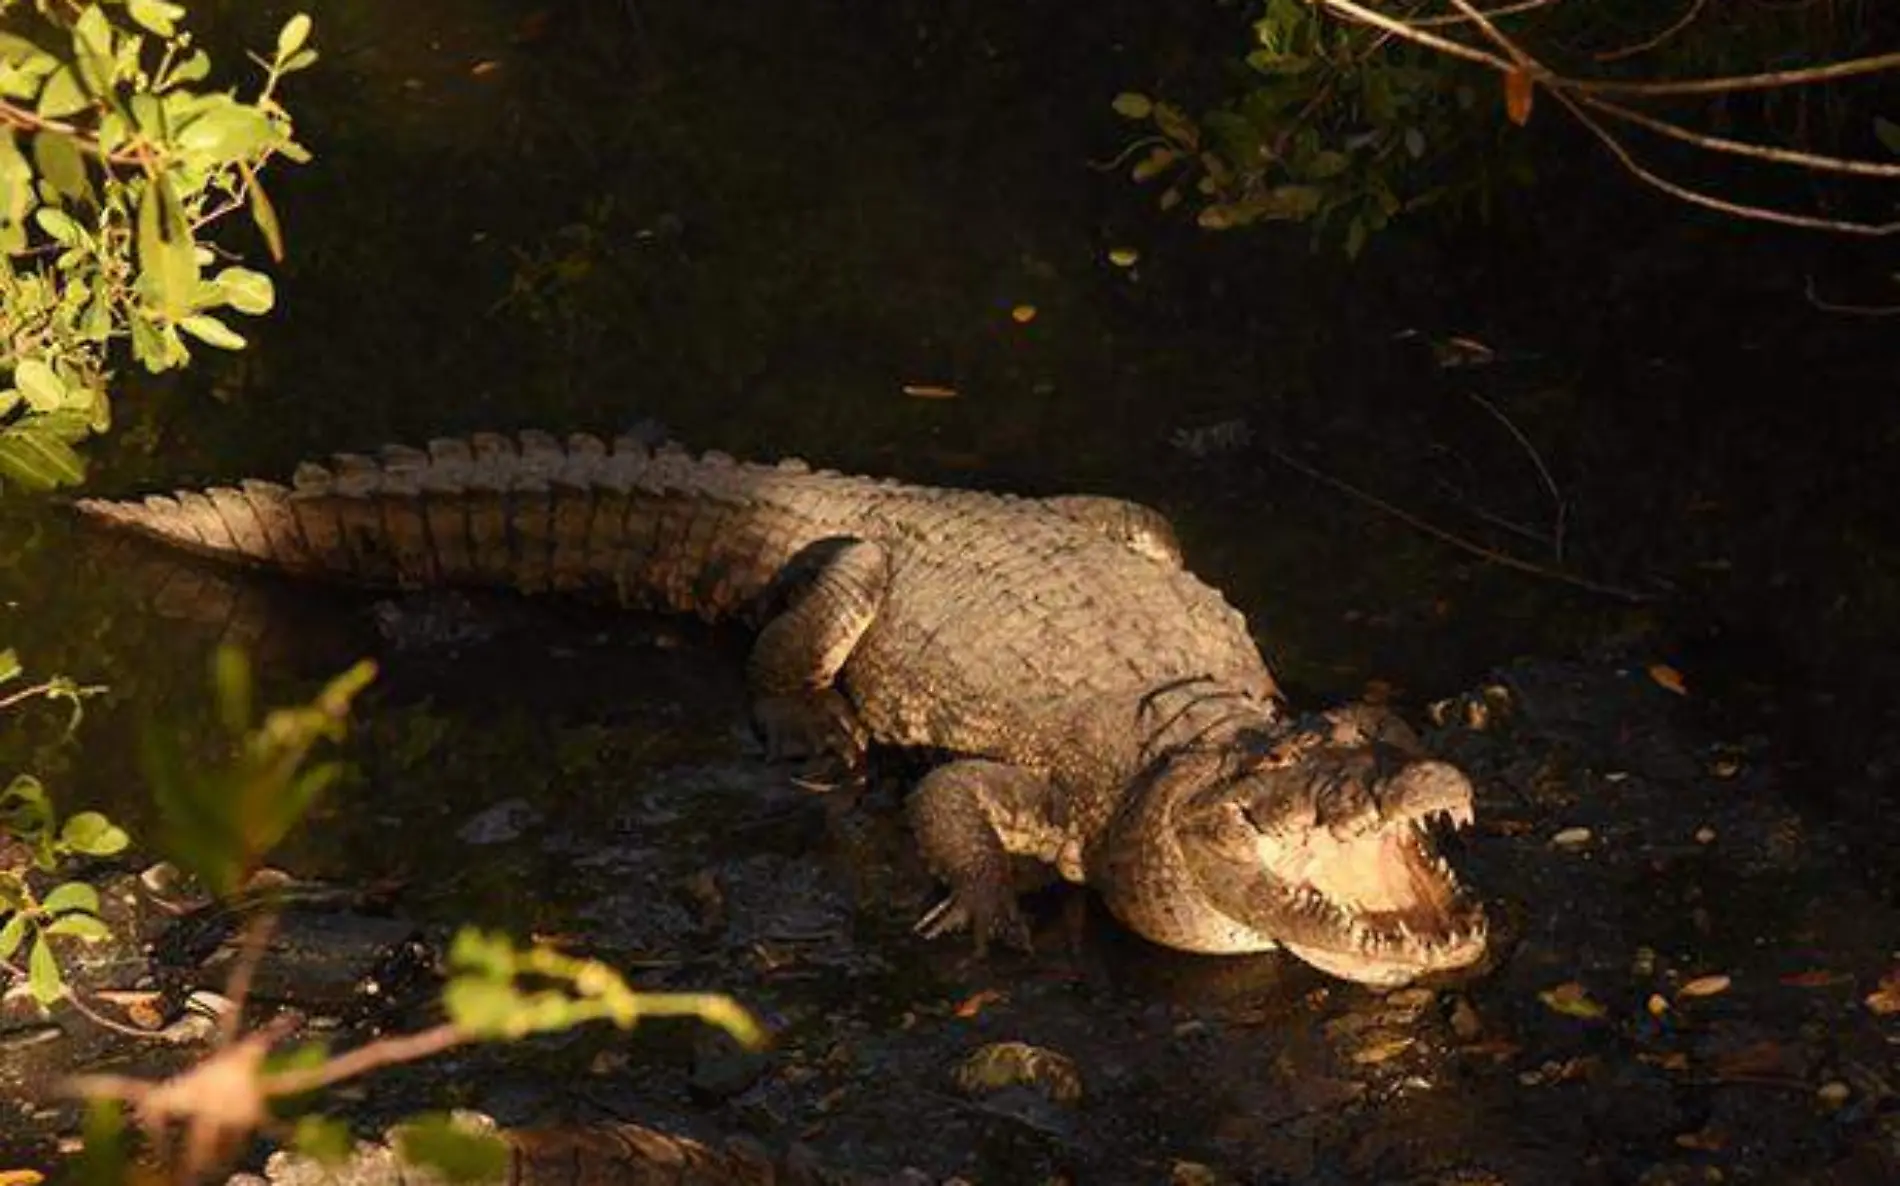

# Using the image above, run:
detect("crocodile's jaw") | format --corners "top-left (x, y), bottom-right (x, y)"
top-left (1174, 751), bottom-right (1487, 985)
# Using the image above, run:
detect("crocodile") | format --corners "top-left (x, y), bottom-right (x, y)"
top-left (76, 429), bottom-right (1486, 986)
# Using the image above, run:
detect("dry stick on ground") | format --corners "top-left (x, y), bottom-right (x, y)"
top-left (1309, 0), bottom-right (1900, 234)
top-left (1263, 443), bottom-right (1654, 601)
top-left (1463, 389), bottom-right (1569, 561)
top-left (1804, 274), bottom-right (1900, 316)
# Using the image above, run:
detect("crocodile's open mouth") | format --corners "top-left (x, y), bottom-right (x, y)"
top-left (1182, 751), bottom-right (1488, 985)
top-left (1264, 791), bottom-right (1487, 985)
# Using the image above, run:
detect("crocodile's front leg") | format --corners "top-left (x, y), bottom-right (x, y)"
top-left (746, 537), bottom-right (887, 763)
top-left (908, 759), bottom-right (1070, 953)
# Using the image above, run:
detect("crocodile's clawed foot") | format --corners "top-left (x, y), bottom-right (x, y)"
top-left (752, 689), bottom-right (866, 768)
top-left (915, 884), bottom-right (1033, 956)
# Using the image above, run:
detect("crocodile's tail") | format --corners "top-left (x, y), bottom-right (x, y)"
top-left (74, 429), bottom-right (839, 622)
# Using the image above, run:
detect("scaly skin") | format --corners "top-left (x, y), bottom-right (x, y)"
top-left (76, 430), bottom-right (1486, 985)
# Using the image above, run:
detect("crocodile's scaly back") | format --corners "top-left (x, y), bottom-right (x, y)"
top-left (78, 430), bottom-right (1281, 747)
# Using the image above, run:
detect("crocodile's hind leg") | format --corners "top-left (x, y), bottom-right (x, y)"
top-left (746, 537), bottom-right (887, 765)
top-left (908, 759), bottom-right (1067, 954)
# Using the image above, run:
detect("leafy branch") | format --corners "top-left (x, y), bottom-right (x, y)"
top-left (1111, 0), bottom-right (1900, 252)
top-left (66, 649), bottom-right (767, 1184)
top-left (0, 2), bottom-right (315, 491)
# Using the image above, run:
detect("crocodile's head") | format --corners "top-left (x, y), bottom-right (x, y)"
top-left (1157, 727), bottom-right (1487, 985)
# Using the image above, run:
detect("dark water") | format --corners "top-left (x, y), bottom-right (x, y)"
top-left (3, 1), bottom-right (1899, 1180)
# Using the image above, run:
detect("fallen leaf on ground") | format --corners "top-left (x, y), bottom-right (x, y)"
top-left (1678, 974), bottom-right (1731, 998)
top-left (1647, 663), bottom-right (1688, 695)
top-left (1539, 981), bottom-right (1606, 1019)
top-left (954, 989), bottom-right (1006, 1018)
top-left (1780, 969), bottom-right (1851, 989)
top-left (1864, 969), bottom-right (1900, 1014)
top-left (901, 384), bottom-right (958, 399)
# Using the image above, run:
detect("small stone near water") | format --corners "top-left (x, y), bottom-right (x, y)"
top-left (691, 1027), bottom-right (768, 1101)
top-left (456, 797), bottom-right (542, 845)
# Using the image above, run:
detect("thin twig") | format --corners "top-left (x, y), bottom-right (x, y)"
top-left (1595, 0), bottom-right (1708, 63)
top-left (1580, 91), bottom-right (1900, 178)
top-left (0, 956), bottom-right (165, 1039)
top-left (1561, 50), bottom-right (1900, 97)
top-left (216, 908), bottom-right (278, 1046)
top-left (1804, 274), bottom-right (1900, 316)
top-left (1552, 86), bottom-right (1900, 235)
top-left (1263, 443), bottom-right (1653, 601)
top-left (1310, 0), bottom-right (1514, 71)
top-left (259, 1021), bottom-right (471, 1097)
top-left (0, 99), bottom-right (144, 166)
top-left (1431, 0), bottom-right (1900, 235)
top-left (1411, 0), bottom-right (1555, 30)
top-left (1463, 390), bottom-right (1567, 560)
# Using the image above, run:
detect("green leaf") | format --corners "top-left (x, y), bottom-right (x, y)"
top-left (0, 648), bottom-right (20, 683)
top-left (1130, 146), bottom-right (1178, 183)
top-left (1876, 116), bottom-right (1900, 156)
top-left (0, 33), bottom-right (54, 71)
top-left (80, 286), bottom-right (111, 337)
top-left (70, 7), bottom-right (114, 93)
top-left (37, 66), bottom-right (88, 119)
top-left (14, 359), bottom-right (66, 412)
top-left (216, 267), bottom-right (275, 315)
top-left (170, 49), bottom-right (210, 86)
top-left (213, 645), bottom-right (252, 736)
top-left (27, 930), bottom-right (62, 1004)
top-left (0, 421), bottom-right (88, 490)
top-left (177, 104), bottom-right (275, 163)
top-left (40, 881), bottom-right (100, 917)
top-left (144, 726), bottom-right (244, 900)
top-left (443, 977), bottom-right (521, 1037)
top-left (0, 128), bottom-right (35, 229)
top-left (1256, 184), bottom-right (1323, 220)
top-left (279, 48), bottom-right (319, 75)
top-left (1304, 150), bottom-right (1349, 180)
top-left (1344, 214), bottom-right (1367, 259)
top-left (44, 913), bottom-right (111, 940)
top-left (393, 1116), bottom-right (508, 1184)
top-left (136, 175), bottom-right (198, 320)
top-left (249, 177), bottom-right (284, 261)
top-left (34, 205), bottom-right (80, 244)
top-left (1111, 92), bottom-right (1152, 120)
top-left (277, 15), bottom-right (314, 61)
top-left (60, 811), bottom-right (129, 856)
top-left (32, 130), bottom-right (89, 200)
top-left (1246, 52), bottom-right (1313, 76)
top-left (74, 1099), bottom-right (129, 1186)
top-left (1152, 102), bottom-right (1198, 149)
top-left (0, 773), bottom-right (52, 831)
top-left (290, 1115), bottom-right (353, 1167)
top-left (0, 912), bottom-right (26, 960)
top-left (179, 314), bottom-right (246, 350)
top-left (127, 0), bottom-right (186, 38)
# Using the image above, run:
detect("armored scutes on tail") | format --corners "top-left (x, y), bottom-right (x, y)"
top-left (79, 429), bottom-right (1487, 986)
